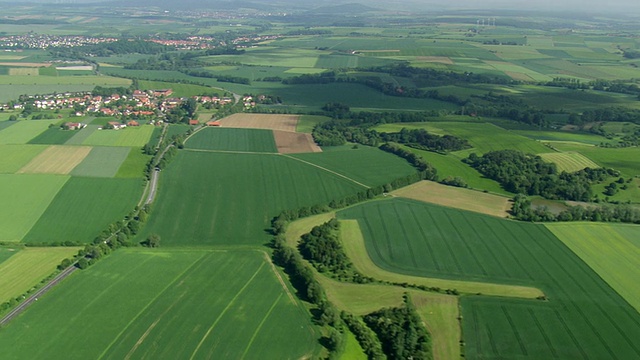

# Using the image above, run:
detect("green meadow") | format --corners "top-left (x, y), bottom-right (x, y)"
top-left (0, 120), bottom-right (58, 144)
top-left (82, 125), bottom-right (155, 147)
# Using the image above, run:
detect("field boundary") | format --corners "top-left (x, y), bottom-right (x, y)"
top-left (281, 154), bottom-right (370, 188)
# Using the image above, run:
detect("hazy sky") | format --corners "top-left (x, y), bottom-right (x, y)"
top-left (425, 0), bottom-right (640, 13)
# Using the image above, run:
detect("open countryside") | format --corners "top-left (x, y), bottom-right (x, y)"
top-left (0, 2), bottom-right (638, 360)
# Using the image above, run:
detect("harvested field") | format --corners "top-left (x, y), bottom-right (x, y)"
top-left (18, 145), bottom-right (91, 174)
top-left (392, 180), bottom-right (511, 218)
top-left (218, 113), bottom-right (299, 132)
top-left (8, 68), bottom-right (39, 76)
top-left (539, 151), bottom-right (600, 172)
top-left (273, 130), bottom-right (321, 154)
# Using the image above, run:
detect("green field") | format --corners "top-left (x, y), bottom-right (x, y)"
top-left (185, 127), bottom-right (278, 153)
top-left (551, 142), bottom-right (640, 177)
top-left (546, 223), bottom-right (640, 313)
top-left (0, 247), bottom-right (80, 304)
top-left (70, 146), bottom-right (131, 178)
top-left (139, 151), bottom-right (364, 246)
top-left (115, 147), bottom-right (151, 178)
top-left (290, 145), bottom-right (416, 188)
top-left (80, 125), bottom-right (155, 147)
top-left (27, 127), bottom-right (79, 145)
top-left (0, 144), bottom-right (46, 173)
top-left (64, 124), bottom-right (99, 145)
top-left (296, 115), bottom-right (330, 133)
top-left (23, 177), bottom-right (142, 244)
top-left (0, 174), bottom-right (69, 242)
top-left (338, 198), bottom-right (640, 359)
top-left (0, 120), bottom-right (58, 144)
top-left (0, 249), bottom-right (319, 359)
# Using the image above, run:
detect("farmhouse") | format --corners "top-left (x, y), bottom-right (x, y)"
top-left (189, 119), bottom-right (199, 125)
top-left (206, 120), bottom-right (221, 126)
top-left (62, 122), bottom-right (86, 130)
top-left (127, 120), bottom-right (140, 126)
top-left (107, 121), bottom-right (126, 130)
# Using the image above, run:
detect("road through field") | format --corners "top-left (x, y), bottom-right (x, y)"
top-left (0, 264), bottom-right (77, 327)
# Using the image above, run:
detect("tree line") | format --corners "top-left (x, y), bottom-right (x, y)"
top-left (465, 149), bottom-right (616, 201)
top-left (511, 194), bottom-right (640, 224)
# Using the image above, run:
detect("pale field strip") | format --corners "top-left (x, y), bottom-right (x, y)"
top-left (392, 181), bottom-right (512, 218)
top-left (18, 145), bottom-right (92, 174)
top-left (0, 62), bottom-right (50, 67)
top-left (56, 66), bottom-right (93, 71)
top-left (272, 130), bottom-right (322, 154)
top-left (217, 113), bottom-right (300, 132)
top-left (8, 68), bottom-right (39, 76)
top-left (539, 151), bottom-right (600, 172)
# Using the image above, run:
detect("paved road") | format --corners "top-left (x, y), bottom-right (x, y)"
top-left (0, 265), bottom-right (78, 327)
top-left (145, 169), bottom-right (160, 205)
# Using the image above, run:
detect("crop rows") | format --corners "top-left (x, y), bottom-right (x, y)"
top-left (0, 249), bottom-right (318, 359)
top-left (339, 198), bottom-right (640, 359)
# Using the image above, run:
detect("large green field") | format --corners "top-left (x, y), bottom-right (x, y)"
top-left (0, 174), bottom-right (69, 242)
top-left (338, 198), bottom-right (640, 359)
top-left (23, 177), bottom-right (142, 244)
top-left (185, 127), bottom-right (278, 153)
top-left (546, 223), bottom-right (640, 313)
top-left (0, 247), bottom-right (80, 304)
top-left (0, 249), bottom-right (319, 359)
top-left (81, 125), bottom-right (155, 147)
top-left (290, 145), bottom-right (416, 187)
top-left (139, 151), bottom-right (365, 246)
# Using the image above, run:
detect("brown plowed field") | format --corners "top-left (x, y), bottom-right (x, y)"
top-left (218, 114), bottom-right (299, 132)
top-left (273, 130), bottom-right (322, 154)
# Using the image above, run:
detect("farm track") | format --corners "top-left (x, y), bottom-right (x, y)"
top-left (0, 265), bottom-right (77, 327)
top-left (281, 154), bottom-right (370, 188)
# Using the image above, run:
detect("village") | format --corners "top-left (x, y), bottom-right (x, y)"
top-left (0, 89), bottom-right (262, 131)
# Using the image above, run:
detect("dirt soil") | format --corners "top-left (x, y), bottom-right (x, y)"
top-left (273, 130), bottom-right (322, 154)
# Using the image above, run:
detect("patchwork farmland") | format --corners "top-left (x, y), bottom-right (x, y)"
top-left (338, 199), bottom-right (640, 359)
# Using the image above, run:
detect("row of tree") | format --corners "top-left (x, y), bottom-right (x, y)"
top-left (511, 194), bottom-right (640, 224)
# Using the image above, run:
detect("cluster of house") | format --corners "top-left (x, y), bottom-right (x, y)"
top-left (0, 34), bottom-right (118, 49)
